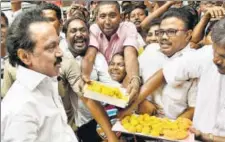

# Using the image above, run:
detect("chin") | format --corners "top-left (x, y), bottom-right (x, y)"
top-left (218, 69), bottom-right (225, 74)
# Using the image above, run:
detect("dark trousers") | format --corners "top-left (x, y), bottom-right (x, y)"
top-left (76, 119), bottom-right (102, 142)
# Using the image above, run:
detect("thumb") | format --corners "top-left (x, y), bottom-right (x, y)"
top-left (82, 75), bottom-right (91, 84)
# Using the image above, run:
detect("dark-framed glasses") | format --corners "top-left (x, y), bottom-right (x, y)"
top-left (155, 29), bottom-right (188, 37)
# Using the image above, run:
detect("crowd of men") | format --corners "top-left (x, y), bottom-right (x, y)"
top-left (1, 1), bottom-right (225, 142)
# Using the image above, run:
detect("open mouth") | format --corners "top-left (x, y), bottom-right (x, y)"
top-left (75, 39), bottom-right (85, 47)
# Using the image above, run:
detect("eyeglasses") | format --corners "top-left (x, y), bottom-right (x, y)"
top-left (155, 29), bottom-right (187, 37)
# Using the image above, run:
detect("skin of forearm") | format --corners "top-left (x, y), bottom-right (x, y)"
top-left (178, 107), bottom-right (195, 120)
top-left (80, 97), bottom-right (115, 138)
top-left (191, 15), bottom-right (210, 43)
top-left (81, 47), bottom-right (97, 79)
top-left (201, 133), bottom-right (225, 142)
top-left (124, 47), bottom-right (139, 80)
top-left (141, 2), bottom-right (174, 30)
top-left (128, 69), bottom-right (166, 111)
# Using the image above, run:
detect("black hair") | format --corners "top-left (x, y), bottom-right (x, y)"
top-left (111, 52), bottom-right (125, 62)
top-left (62, 15), bottom-right (88, 36)
top-left (130, 6), bottom-right (148, 16)
top-left (211, 18), bottom-right (225, 46)
top-left (161, 8), bottom-right (195, 30)
top-left (96, 1), bottom-right (120, 15)
top-left (39, 2), bottom-right (62, 21)
top-left (149, 18), bottom-right (161, 29)
top-left (6, 8), bottom-right (48, 67)
top-left (1, 11), bottom-right (9, 26)
top-left (181, 6), bottom-right (199, 28)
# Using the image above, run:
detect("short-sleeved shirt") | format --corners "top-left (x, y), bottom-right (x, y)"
top-left (163, 46), bottom-right (225, 136)
top-left (89, 21), bottom-right (139, 63)
top-left (139, 43), bottom-right (197, 119)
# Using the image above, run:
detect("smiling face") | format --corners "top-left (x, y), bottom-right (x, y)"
top-left (130, 8), bottom-right (146, 30)
top-left (96, 4), bottom-right (121, 38)
top-left (25, 22), bottom-right (63, 77)
top-left (146, 25), bottom-right (160, 44)
top-left (159, 17), bottom-right (191, 57)
top-left (108, 54), bottom-right (126, 82)
top-left (213, 43), bottom-right (225, 74)
top-left (66, 19), bottom-right (89, 56)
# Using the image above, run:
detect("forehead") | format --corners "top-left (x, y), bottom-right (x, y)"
top-left (131, 8), bottom-right (145, 14)
top-left (160, 17), bottom-right (185, 29)
top-left (98, 4), bottom-right (120, 14)
top-left (42, 9), bottom-right (57, 18)
top-left (112, 55), bottom-right (124, 62)
top-left (148, 25), bottom-right (160, 32)
top-left (68, 19), bottom-right (87, 29)
top-left (29, 22), bottom-right (58, 41)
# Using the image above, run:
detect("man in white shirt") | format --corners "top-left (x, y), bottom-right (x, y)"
top-left (120, 18), bottom-right (225, 142)
top-left (163, 18), bottom-right (225, 141)
top-left (1, 9), bottom-right (78, 142)
top-left (119, 8), bottom-right (197, 120)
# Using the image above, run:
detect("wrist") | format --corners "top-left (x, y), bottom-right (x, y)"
top-left (201, 133), bottom-right (214, 142)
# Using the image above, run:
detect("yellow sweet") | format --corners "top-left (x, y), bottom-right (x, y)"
top-left (86, 81), bottom-right (128, 100)
top-left (135, 124), bottom-right (143, 133)
top-left (141, 126), bottom-right (150, 134)
top-left (121, 114), bottom-right (192, 140)
top-left (127, 125), bottom-right (136, 133)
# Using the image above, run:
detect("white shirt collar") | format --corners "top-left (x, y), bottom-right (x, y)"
top-left (16, 66), bottom-right (55, 91)
top-left (169, 43), bottom-right (192, 60)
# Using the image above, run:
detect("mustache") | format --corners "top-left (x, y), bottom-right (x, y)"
top-left (159, 39), bottom-right (172, 45)
top-left (54, 57), bottom-right (62, 66)
top-left (134, 20), bottom-right (141, 23)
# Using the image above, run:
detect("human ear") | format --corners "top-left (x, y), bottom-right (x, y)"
top-left (17, 49), bottom-right (32, 66)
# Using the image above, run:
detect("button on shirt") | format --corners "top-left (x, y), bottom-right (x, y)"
top-left (139, 43), bottom-right (197, 119)
top-left (89, 21), bottom-right (139, 63)
top-left (1, 66), bottom-right (78, 142)
top-left (163, 45), bottom-right (225, 136)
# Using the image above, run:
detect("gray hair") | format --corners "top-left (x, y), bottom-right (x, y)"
top-left (211, 18), bottom-right (225, 46)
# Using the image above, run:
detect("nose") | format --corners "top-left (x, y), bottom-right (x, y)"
top-left (161, 31), bottom-right (168, 40)
top-left (76, 30), bottom-right (82, 37)
top-left (135, 15), bottom-right (139, 20)
top-left (55, 46), bottom-right (63, 57)
top-left (105, 16), bottom-right (111, 25)
top-left (213, 56), bottom-right (223, 66)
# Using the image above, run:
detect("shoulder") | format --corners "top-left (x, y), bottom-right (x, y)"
top-left (90, 23), bottom-right (101, 35)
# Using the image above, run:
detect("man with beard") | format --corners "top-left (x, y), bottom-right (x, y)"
top-left (120, 8), bottom-right (197, 121)
top-left (1, 9), bottom-right (78, 142)
top-left (61, 16), bottom-right (119, 142)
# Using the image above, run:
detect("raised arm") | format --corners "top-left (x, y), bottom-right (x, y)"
top-left (191, 6), bottom-right (225, 48)
top-left (81, 47), bottom-right (98, 83)
top-left (141, 1), bottom-right (176, 30)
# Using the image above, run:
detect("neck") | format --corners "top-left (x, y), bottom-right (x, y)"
top-left (1, 44), bottom-right (6, 58)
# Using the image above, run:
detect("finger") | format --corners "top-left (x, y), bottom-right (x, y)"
top-left (218, 9), bottom-right (223, 17)
top-left (117, 109), bottom-right (132, 120)
top-left (82, 75), bottom-right (91, 84)
top-left (215, 10), bottom-right (220, 18)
